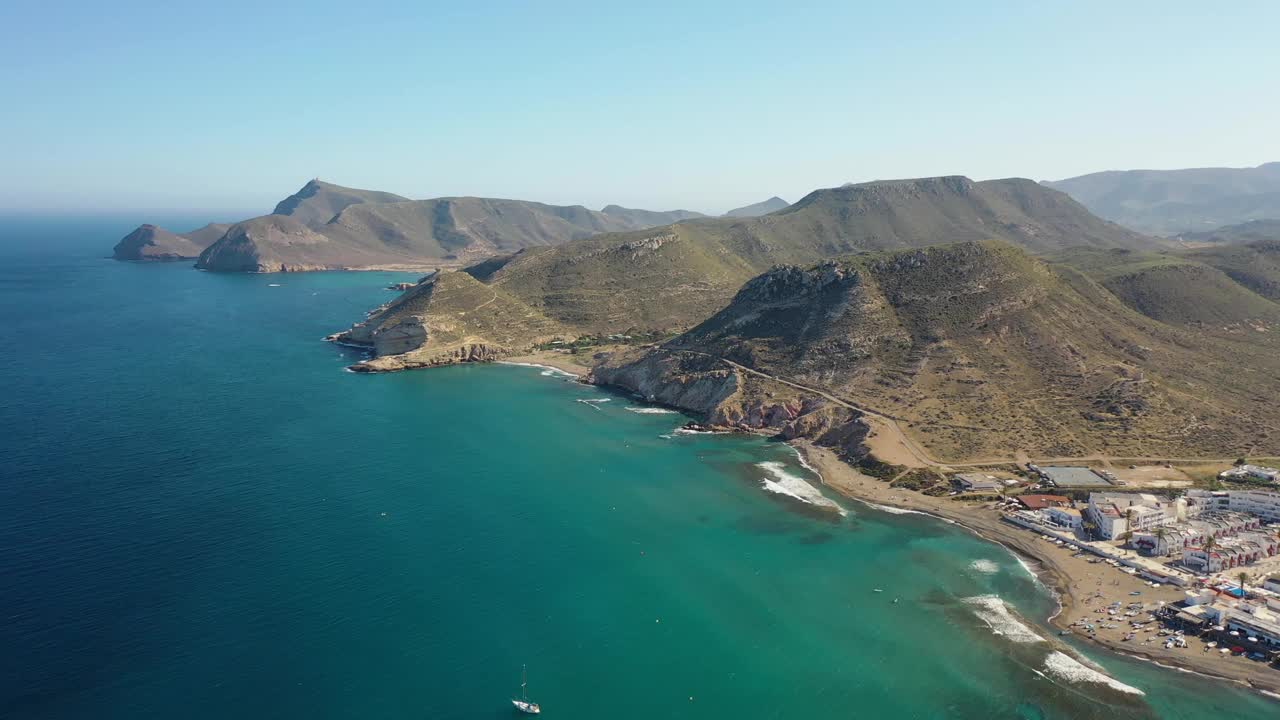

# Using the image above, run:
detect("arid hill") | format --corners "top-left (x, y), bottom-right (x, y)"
top-left (723, 196), bottom-right (788, 217)
top-left (594, 241), bottom-right (1280, 461)
top-left (337, 175), bottom-right (1161, 372)
top-left (112, 222), bottom-right (231, 261)
top-left (113, 179), bottom-right (709, 272)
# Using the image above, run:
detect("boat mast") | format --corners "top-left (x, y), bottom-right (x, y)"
top-left (521, 664), bottom-right (528, 701)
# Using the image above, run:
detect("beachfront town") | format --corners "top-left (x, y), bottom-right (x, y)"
top-left (962, 462), bottom-right (1280, 673)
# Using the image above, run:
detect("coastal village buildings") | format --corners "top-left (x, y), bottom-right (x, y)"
top-left (1085, 492), bottom-right (1180, 540)
top-left (1186, 489), bottom-right (1280, 523)
top-left (1044, 506), bottom-right (1082, 530)
top-left (1179, 589), bottom-right (1280, 649)
top-left (1131, 512), bottom-right (1263, 556)
top-left (1181, 532), bottom-right (1280, 573)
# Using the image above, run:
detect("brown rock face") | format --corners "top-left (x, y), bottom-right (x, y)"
top-left (349, 343), bottom-right (506, 373)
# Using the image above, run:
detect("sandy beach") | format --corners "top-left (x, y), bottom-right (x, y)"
top-left (504, 350), bottom-right (593, 376)
top-left (791, 441), bottom-right (1280, 697)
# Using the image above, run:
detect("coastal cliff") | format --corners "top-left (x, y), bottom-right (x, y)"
top-left (112, 222), bottom-right (229, 261)
top-left (588, 348), bottom-right (869, 456)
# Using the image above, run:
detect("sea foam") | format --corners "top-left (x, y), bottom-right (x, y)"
top-left (962, 595), bottom-right (1044, 643)
top-left (1043, 651), bottom-right (1145, 696)
top-left (969, 559), bottom-right (999, 575)
top-left (625, 407), bottom-right (677, 415)
top-left (755, 461), bottom-right (846, 515)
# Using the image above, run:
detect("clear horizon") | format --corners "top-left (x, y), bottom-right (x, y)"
top-left (3, 1), bottom-right (1278, 214)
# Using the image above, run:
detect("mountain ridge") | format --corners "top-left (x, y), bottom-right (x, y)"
top-left (591, 240), bottom-right (1280, 460)
top-left (335, 175), bottom-right (1164, 375)
top-left (724, 196), bottom-right (788, 217)
top-left (1046, 162), bottom-right (1280, 235)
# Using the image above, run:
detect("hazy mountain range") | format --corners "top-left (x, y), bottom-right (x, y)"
top-left (723, 196), bottom-right (789, 217)
top-left (1046, 162), bottom-right (1280, 236)
top-left (326, 168), bottom-right (1280, 460)
top-left (112, 180), bottom-right (716, 270)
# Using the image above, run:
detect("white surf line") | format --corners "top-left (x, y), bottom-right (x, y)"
top-left (496, 361), bottom-right (583, 379)
top-left (962, 594), bottom-right (1045, 644)
top-left (1043, 651), bottom-right (1145, 696)
top-left (575, 398), bottom-right (610, 411)
top-left (756, 461), bottom-right (847, 515)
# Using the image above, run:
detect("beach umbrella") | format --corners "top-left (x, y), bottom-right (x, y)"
top-left (1248, 636), bottom-right (1258, 642)
top-left (1230, 630), bottom-right (1239, 636)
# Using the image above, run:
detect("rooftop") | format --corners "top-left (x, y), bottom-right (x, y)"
top-left (1040, 466), bottom-right (1112, 486)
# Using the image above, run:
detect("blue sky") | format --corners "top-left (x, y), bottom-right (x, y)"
top-left (2, 0), bottom-right (1277, 215)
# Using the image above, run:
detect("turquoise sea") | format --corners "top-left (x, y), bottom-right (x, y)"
top-left (1, 217), bottom-right (1277, 719)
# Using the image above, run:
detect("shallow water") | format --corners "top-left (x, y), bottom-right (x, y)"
top-left (1, 218), bottom-right (1275, 718)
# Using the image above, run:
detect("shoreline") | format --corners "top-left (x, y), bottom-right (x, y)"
top-left (502, 350), bottom-right (593, 377)
top-left (789, 440), bottom-right (1280, 700)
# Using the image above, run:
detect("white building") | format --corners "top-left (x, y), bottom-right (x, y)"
top-left (1187, 489), bottom-right (1280, 523)
top-left (1219, 465), bottom-right (1280, 483)
top-left (1086, 492), bottom-right (1175, 540)
top-left (1045, 506), bottom-right (1082, 530)
top-left (1181, 532), bottom-right (1280, 573)
top-left (1227, 490), bottom-right (1280, 523)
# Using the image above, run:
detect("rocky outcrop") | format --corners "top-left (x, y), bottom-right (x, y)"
top-left (195, 215), bottom-right (341, 272)
top-left (371, 318), bottom-right (429, 356)
top-left (112, 223), bottom-right (229, 261)
top-left (588, 348), bottom-right (869, 456)
top-left (349, 343), bottom-right (507, 373)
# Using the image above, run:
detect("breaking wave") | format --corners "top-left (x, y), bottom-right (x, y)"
top-left (755, 462), bottom-right (846, 515)
top-left (625, 407), bottom-right (677, 415)
top-left (498, 361), bottom-right (579, 378)
top-left (969, 559), bottom-right (999, 575)
top-left (962, 595), bottom-right (1044, 643)
top-left (1043, 651), bottom-right (1144, 696)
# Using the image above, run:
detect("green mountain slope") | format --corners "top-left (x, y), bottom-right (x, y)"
top-left (1181, 240), bottom-right (1280, 302)
top-left (1050, 247), bottom-right (1280, 327)
top-left (1180, 219), bottom-right (1280, 245)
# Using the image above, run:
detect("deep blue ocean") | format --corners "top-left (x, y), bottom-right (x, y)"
top-left (1, 216), bottom-right (1276, 718)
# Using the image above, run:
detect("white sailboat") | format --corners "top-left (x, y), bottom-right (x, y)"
top-left (512, 664), bottom-right (541, 714)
